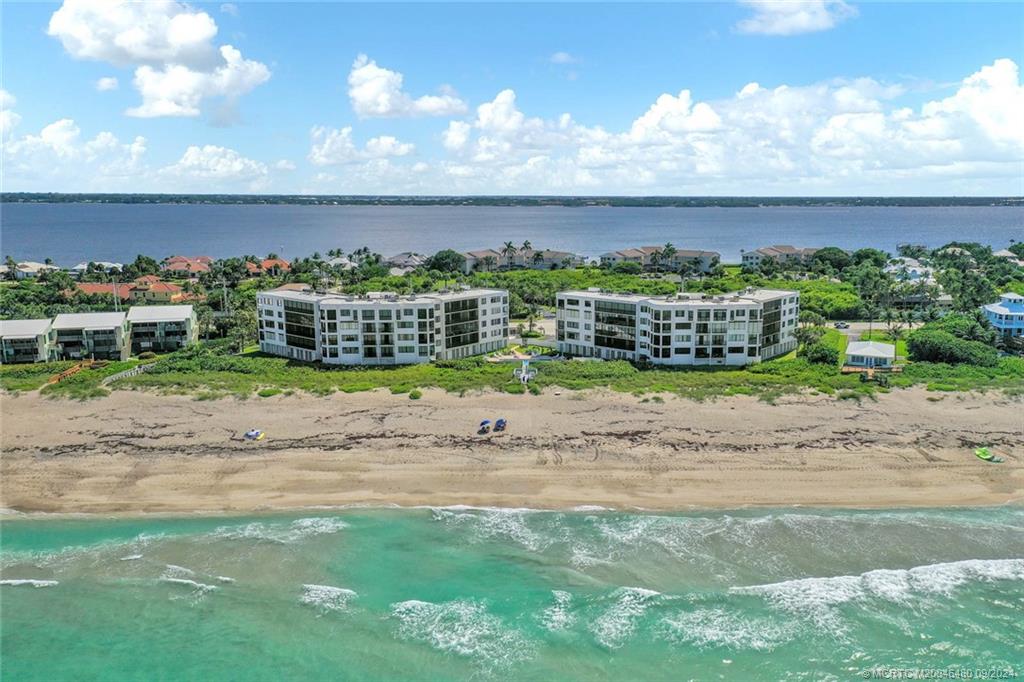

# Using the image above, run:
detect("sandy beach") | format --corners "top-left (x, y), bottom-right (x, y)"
top-left (1, 388), bottom-right (1021, 514)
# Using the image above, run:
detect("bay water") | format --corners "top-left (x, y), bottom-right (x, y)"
top-left (3, 203), bottom-right (1022, 265)
top-left (2, 506), bottom-right (1022, 680)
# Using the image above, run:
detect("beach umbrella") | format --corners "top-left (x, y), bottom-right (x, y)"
top-left (480, 419), bottom-right (491, 426)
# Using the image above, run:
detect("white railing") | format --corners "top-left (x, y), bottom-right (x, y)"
top-left (101, 362), bottom-right (157, 386)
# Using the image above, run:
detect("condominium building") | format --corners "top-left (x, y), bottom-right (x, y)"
top-left (982, 292), bottom-right (1024, 339)
top-left (742, 245), bottom-right (821, 269)
top-left (127, 305), bottom-right (198, 353)
top-left (555, 288), bottom-right (799, 365)
top-left (600, 247), bottom-right (720, 273)
top-left (51, 312), bottom-right (131, 361)
top-left (256, 288), bottom-right (509, 364)
top-left (0, 319), bottom-right (57, 364)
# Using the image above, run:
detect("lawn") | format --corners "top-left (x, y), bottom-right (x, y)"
top-left (859, 330), bottom-right (909, 359)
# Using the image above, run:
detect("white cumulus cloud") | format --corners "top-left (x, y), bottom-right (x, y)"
top-left (308, 125), bottom-right (416, 165)
top-left (47, 0), bottom-right (269, 119)
top-left (347, 54), bottom-right (467, 118)
top-left (95, 76), bottom-right (119, 91)
top-left (735, 0), bottom-right (858, 36)
top-left (549, 51), bottom-right (580, 65)
top-left (160, 144), bottom-right (268, 189)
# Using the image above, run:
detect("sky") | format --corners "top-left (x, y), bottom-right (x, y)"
top-left (1, 1), bottom-right (1022, 196)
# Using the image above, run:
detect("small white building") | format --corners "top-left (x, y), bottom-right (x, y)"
top-left (742, 245), bottom-right (820, 269)
top-left (52, 312), bottom-right (130, 361)
top-left (127, 305), bottom-right (198, 353)
top-left (845, 340), bottom-right (896, 369)
top-left (257, 288), bottom-right (509, 364)
top-left (385, 252), bottom-right (428, 269)
top-left (0, 319), bottom-right (57, 364)
top-left (982, 292), bottom-right (1024, 339)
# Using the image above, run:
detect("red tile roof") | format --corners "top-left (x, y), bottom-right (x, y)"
top-left (261, 258), bottom-right (290, 271)
top-left (73, 283), bottom-right (136, 300)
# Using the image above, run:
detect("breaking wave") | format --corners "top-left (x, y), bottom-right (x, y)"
top-left (590, 587), bottom-right (664, 649)
top-left (210, 517), bottom-right (349, 544)
top-left (300, 584), bottom-right (357, 614)
top-left (730, 558), bottom-right (1024, 632)
top-left (0, 579), bottom-right (59, 588)
top-left (391, 598), bottom-right (533, 671)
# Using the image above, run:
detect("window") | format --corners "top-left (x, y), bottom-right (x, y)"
top-left (361, 310), bottom-right (375, 320)
top-left (379, 310), bottom-right (393, 320)
top-left (674, 347), bottom-right (691, 355)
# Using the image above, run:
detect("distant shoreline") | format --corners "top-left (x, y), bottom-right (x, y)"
top-left (3, 193), bottom-right (1022, 208)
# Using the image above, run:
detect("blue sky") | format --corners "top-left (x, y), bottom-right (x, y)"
top-left (2, 1), bottom-right (1022, 195)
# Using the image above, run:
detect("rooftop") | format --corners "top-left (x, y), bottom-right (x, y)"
top-left (126, 305), bottom-right (194, 323)
top-left (0, 319), bottom-right (52, 338)
top-left (52, 312), bottom-right (127, 330)
top-left (559, 287), bottom-right (797, 306)
top-left (261, 287), bottom-right (507, 306)
top-left (847, 340), bottom-right (896, 359)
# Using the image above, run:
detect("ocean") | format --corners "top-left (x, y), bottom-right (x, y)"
top-left (2, 203), bottom-right (1022, 265)
top-left (1, 507), bottom-right (1021, 680)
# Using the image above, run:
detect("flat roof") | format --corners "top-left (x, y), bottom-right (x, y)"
top-left (559, 288), bottom-right (797, 305)
top-left (52, 311), bottom-right (127, 330)
top-left (127, 305), bottom-right (194, 323)
top-left (0, 318), bottom-right (52, 338)
top-left (260, 288), bottom-right (507, 306)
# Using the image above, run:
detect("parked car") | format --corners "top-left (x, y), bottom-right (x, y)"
top-left (833, 321), bottom-right (850, 329)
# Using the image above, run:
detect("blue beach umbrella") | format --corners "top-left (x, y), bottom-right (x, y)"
top-left (480, 420), bottom-right (491, 426)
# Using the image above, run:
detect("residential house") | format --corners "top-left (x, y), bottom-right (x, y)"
top-left (845, 341), bottom-right (896, 369)
top-left (742, 245), bottom-right (821, 269)
top-left (72, 282), bottom-right (136, 302)
top-left (326, 256), bottom-right (357, 270)
top-left (556, 288), bottom-right (800, 366)
top-left (260, 258), bottom-right (291, 276)
top-left (0, 319), bottom-right (57, 364)
top-left (163, 256), bottom-right (212, 278)
top-left (127, 305), bottom-right (198, 353)
top-left (461, 249), bottom-right (503, 274)
top-left (52, 312), bottom-right (130, 361)
top-left (14, 261), bottom-right (61, 279)
top-left (993, 249), bottom-right (1024, 267)
top-left (599, 248), bottom-right (648, 267)
top-left (506, 248), bottom-right (585, 270)
top-left (982, 292), bottom-right (1024, 339)
top-left (884, 257), bottom-right (936, 284)
top-left (70, 261), bottom-right (123, 278)
top-left (257, 288), bottom-right (509, 364)
top-left (386, 252), bottom-right (428, 269)
top-left (130, 281), bottom-right (188, 304)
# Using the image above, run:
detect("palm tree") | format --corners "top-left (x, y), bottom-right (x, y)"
top-left (661, 243), bottom-right (677, 270)
top-left (525, 304), bottom-right (540, 335)
top-left (481, 255), bottom-right (497, 272)
top-left (521, 240), bottom-right (532, 253)
top-left (532, 251), bottom-right (545, 268)
top-left (501, 241), bottom-right (518, 269)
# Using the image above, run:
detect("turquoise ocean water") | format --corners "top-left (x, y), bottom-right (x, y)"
top-left (2, 507), bottom-right (1022, 680)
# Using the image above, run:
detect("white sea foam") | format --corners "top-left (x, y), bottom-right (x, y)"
top-left (119, 554), bottom-right (144, 561)
top-left (215, 576), bottom-right (236, 584)
top-left (590, 587), bottom-right (663, 649)
top-left (730, 558), bottom-right (1024, 632)
top-left (0, 579), bottom-right (59, 588)
top-left (539, 590), bottom-right (575, 632)
top-left (432, 508), bottom-right (550, 552)
top-left (391, 598), bottom-right (533, 670)
top-left (159, 565), bottom-right (218, 600)
top-left (210, 517), bottom-right (348, 544)
top-left (299, 584), bottom-right (357, 613)
top-left (659, 607), bottom-right (798, 651)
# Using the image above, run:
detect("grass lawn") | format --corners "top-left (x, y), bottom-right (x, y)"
top-left (859, 330), bottom-right (909, 359)
top-left (821, 328), bottom-right (850, 364)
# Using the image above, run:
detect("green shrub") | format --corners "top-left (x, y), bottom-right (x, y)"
top-left (257, 387), bottom-right (281, 398)
top-left (803, 342), bottom-right (840, 365)
top-left (907, 329), bottom-right (998, 366)
top-left (409, 389), bottom-right (423, 400)
top-left (138, 351), bottom-right (157, 360)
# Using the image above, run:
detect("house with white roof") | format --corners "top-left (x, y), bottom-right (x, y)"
top-left (0, 319), bottom-right (57, 364)
top-left (982, 292), bottom-right (1024, 339)
top-left (992, 249), bottom-right (1024, 267)
top-left (14, 261), bottom-right (61, 280)
top-left (70, 262), bottom-right (124, 278)
top-left (845, 340), bottom-right (896, 369)
top-left (52, 312), bottom-right (130, 361)
top-left (741, 245), bottom-right (821, 269)
top-left (127, 305), bottom-right (197, 353)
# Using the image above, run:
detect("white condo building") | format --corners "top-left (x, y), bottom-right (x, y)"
top-left (257, 288), bottom-right (510, 364)
top-left (556, 288), bottom-right (799, 365)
